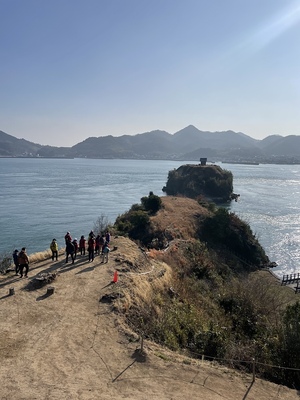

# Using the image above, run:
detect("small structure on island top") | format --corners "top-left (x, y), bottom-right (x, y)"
top-left (200, 157), bottom-right (207, 166)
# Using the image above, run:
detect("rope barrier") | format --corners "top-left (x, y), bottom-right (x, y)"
top-left (185, 348), bottom-right (300, 372)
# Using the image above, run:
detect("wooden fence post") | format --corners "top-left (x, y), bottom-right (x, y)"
top-left (140, 335), bottom-right (144, 353)
top-left (47, 286), bottom-right (55, 295)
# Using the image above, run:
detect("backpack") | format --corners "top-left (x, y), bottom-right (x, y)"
top-left (67, 241), bottom-right (75, 254)
top-left (18, 252), bottom-right (26, 264)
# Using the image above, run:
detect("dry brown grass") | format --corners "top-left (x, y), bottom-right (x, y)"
top-left (100, 200), bottom-right (298, 351)
top-left (151, 196), bottom-right (210, 241)
top-left (0, 226), bottom-right (299, 398)
top-left (111, 236), bottom-right (174, 315)
top-left (114, 196), bottom-right (300, 380)
top-left (28, 248), bottom-right (65, 264)
top-left (129, 261), bottom-right (173, 304)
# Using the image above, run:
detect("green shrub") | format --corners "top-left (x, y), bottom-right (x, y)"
top-left (0, 252), bottom-right (12, 274)
top-left (279, 301), bottom-right (300, 388)
top-left (129, 210), bottom-right (150, 229)
top-left (199, 207), bottom-right (268, 268)
top-left (115, 210), bottom-right (150, 240)
top-left (114, 192), bottom-right (162, 243)
top-left (141, 191), bottom-right (162, 214)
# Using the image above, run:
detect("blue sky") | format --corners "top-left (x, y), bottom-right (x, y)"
top-left (1, 0), bottom-right (300, 146)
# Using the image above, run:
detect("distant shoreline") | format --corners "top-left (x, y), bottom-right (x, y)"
top-left (1, 156), bottom-right (300, 165)
top-left (0, 156), bottom-right (75, 159)
top-left (222, 161), bottom-right (260, 165)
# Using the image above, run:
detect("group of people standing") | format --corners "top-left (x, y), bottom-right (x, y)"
top-left (49, 230), bottom-right (111, 265)
top-left (11, 231), bottom-right (111, 279)
top-left (12, 248), bottom-right (30, 278)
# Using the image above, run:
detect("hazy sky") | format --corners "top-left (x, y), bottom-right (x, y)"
top-left (1, 0), bottom-right (300, 146)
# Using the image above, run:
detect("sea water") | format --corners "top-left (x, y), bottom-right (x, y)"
top-left (0, 158), bottom-right (299, 277)
top-left (229, 163), bottom-right (300, 277)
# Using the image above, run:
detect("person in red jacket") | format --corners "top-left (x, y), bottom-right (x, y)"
top-left (95, 235), bottom-right (101, 255)
top-left (87, 236), bottom-right (95, 262)
top-left (64, 231), bottom-right (72, 244)
top-left (79, 235), bottom-right (86, 255)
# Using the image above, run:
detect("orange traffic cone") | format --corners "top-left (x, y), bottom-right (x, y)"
top-left (113, 270), bottom-right (118, 283)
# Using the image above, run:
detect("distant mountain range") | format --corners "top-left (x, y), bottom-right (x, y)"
top-left (1, 125), bottom-right (300, 163)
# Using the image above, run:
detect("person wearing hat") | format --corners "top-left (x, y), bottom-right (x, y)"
top-left (12, 249), bottom-right (19, 275)
top-left (18, 247), bottom-right (29, 278)
top-left (50, 239), bottom-right (58, 261)
top-left (64, 231), bottom-right (72, 244)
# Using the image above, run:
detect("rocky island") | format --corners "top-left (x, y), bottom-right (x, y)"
top-left (162, 162), bottom-right (234, 203)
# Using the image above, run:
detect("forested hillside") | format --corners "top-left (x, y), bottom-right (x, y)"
top-left (1, 126), bottom-right (300, 163)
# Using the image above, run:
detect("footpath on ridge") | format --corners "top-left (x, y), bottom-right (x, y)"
top-left (0, 236), bottom-right (298, 400)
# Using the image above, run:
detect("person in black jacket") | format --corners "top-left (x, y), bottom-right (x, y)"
top-left (13, 249), bottom-right (19, 275)
top-left (18, 247), bottom-right (29, 278)
top-left (79, 235), bottom-right (86, 255)
top-left (65, 238), bottom-right (75, 264)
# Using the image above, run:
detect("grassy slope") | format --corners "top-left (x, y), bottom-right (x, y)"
top-left (0, 197), bottom-right (298, 398)
top-left (117, 196), bottom-right (297, 385)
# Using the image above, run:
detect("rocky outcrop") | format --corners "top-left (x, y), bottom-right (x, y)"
top-left (162, 164), bottom-right (233, 203)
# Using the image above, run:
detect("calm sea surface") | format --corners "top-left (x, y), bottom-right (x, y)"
top-left (0, 158), bottom-right (299, 278)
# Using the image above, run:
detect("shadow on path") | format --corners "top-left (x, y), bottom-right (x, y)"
top-left (76, 265), bottom-right (95, 274)
top-left (0, 293), bottom-right (13, 301)
top-left (242, 380), bottom-right (254, 400)
top-left (36, 290), bottom-right (55, 302)
top-left (112, 348), bottom-right (147, 383)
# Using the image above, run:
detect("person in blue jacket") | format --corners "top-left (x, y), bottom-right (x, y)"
top-left (13, 249), bottom-right (19, 275)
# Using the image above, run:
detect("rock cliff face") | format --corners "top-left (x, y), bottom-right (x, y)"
top-left (162, 164), bottom-right (233, 203)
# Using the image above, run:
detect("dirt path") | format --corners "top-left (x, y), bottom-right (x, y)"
top-left (0, 237), bottom-right (299, 399)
